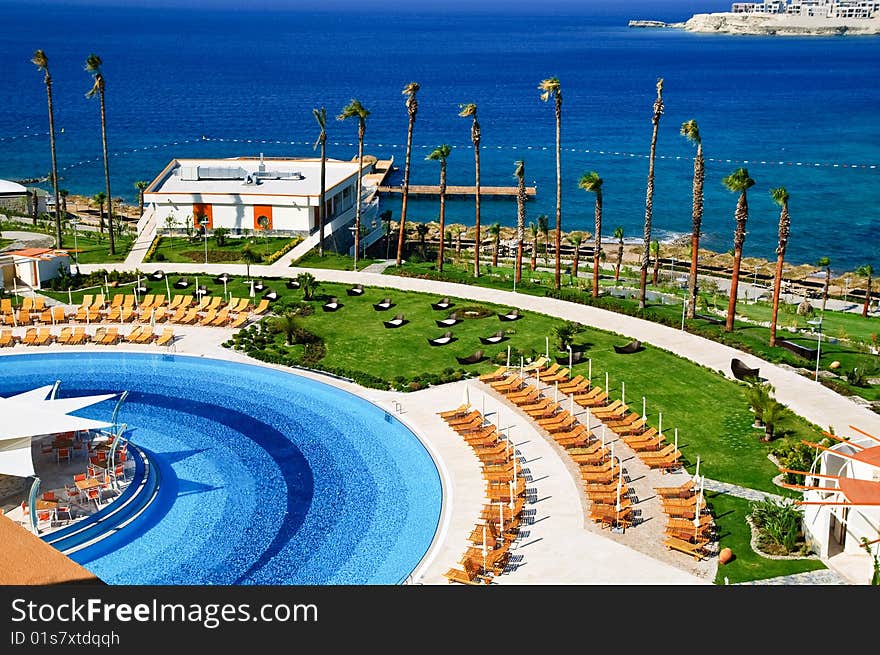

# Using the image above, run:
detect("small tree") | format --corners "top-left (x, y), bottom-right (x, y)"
top-left (744, 378), bottom-right (775, 428)
top-left (214, 226), bottom-right (229, 248)
top-left (241, 243), bottom-right (261, 281)
top-left (488, 222), bottom-right (501, 267)
top-left (296, 271), bottom-right (318, 300)
top-left (270, 311), bottom-right (301, 345)
top-left (163, 215), bottom-right (176, 237)
top-left (613, 226), bottom-right (625, 282)
top-left (650, 239), bottom-right (661, 285)
top-left (553, 321), bottom-right (584, 351)
top-left (415, 222), bottom-right (429, 260)
top-left (257, 215), bottom-right (270, 255)
top-left (761, 399), bottom-right (786, 442)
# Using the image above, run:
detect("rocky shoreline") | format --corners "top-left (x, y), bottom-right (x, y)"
top-left (630, 12), bottom-right (880, 36)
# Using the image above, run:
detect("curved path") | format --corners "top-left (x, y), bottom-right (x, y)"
top-left (81, 260), bottom-right (880, 440)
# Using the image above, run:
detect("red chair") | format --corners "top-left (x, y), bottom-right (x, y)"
top-left (65, 485), bottom-right (82, 503)
top-left (42, 491), bottom-right (56, 502)
top-left (73, 473), bottom-right (86, 483)
top-left (56, 447), bottom-right (71, 464)
top-left (109, 464), bottom-right (126, 484)
top-left (55, 505), bottom-right (72, 523)
top-left (86, 487), bottom-right (103, 508)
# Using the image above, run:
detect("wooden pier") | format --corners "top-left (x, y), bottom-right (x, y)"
top-left (377, 184), bottom-right (536, 198)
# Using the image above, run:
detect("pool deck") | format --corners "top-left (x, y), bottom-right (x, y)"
top-left (1, 331), bottom-right (708, 585)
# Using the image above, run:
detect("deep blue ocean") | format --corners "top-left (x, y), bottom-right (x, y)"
top-left (1, 2), bottom-right (878, 270)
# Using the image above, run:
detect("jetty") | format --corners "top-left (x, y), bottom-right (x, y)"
top-left (377, 184), bottom-right (536, 199)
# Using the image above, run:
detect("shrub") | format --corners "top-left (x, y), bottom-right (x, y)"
top-left (749, 497), bottom-right (804, 555)
top-left (265, 237), bottom-right (301, 265)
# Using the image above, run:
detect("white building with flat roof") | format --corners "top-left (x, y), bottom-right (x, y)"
top-left (143, 156), bottom-right (365, 236)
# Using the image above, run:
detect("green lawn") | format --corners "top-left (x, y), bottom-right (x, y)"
top-left (68, 231), bottom-right (134, 264)
top-left (709, 492), bottom-right (826, 584)
top-left (293, 251), bottom-right (380, 271)
top-left (0, 237), bottom-right (13, 250)
top-left (147, 235), bottom-right (298, 264)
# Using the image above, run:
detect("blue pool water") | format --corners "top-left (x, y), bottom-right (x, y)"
top-left (0, 352), bottom-right (442, 584)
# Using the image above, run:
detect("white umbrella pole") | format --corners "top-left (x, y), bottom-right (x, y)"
top-left (642, 396), bottom-right (647, 420)
top-left (658, 412), bottom-right (663, 437)
top-left (509, 480), bottom-right (514, 509)
top-left (68, 289), bottom-right (72, 306)
top-left (554, 381), bottom-right (558, 404)
top-left (674, 429), bottom-right (679, 462)
top-left (506, 345), bottom-right (510, 368)
top-left (694, 455), bottom-right (700, 483)
top-left (223, 278), bottom-right (228, 302)
top-left (588, 358), bottom-right (592, 382)
top-left (605, 372), bottom-right (609, 393)
top-left (621, 381), bottom-right (625, 405)
top-left (482, 525), bottom-right (488, 574)
top-left (545, 335), bottom-right (549, 359)
top-left (568, 345), bottom-right (572, 374)
top-left (165, 275), bottom-right (171, 300)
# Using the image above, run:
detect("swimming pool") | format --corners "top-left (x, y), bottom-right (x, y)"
top-left (0, 352), bottom-right (442, 584)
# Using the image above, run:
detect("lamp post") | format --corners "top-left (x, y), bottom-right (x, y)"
top-left (681, 296), bottom-right (687, 331)
top-left (196, 216), bottom-right (208, 265)
top-left (844, 277), bottom-right (849, 302)
top-left (349, 224), bottom-right (359, 272)
top-left (807, 317), bottom-right (823, 382)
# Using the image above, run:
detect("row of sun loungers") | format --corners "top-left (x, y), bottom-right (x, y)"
top-left (2, 295), bottom-right (270, 330)
top-left (0, 326), bottom-right (175, 347)
top-left (438, 404), bottom-right (526, 584)
top-left (657, 480), bottom-right (714, 560)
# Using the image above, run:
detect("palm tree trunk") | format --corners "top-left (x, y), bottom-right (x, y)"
top-left (553, 96), bottom-right (562, 290)
top-left (687, 144), bottom-right (704, 319)
top-left (653, 256), bottom-right (660, 285)
top-left (822, 266), bottom-right (830, 311)
top-left (864, 276), bottom-right (872, 317)
top-left (437, 162), bottom-right (446, 272)
top-left (531, 238), bottom-right (538, 272)
top-left (318, 138), bottom-right (326, 256)
top-left (573, 249), bottom-right (579, 279)
top-left (515, 170), bottom-right (525, 285)
top-left (397, 114), bottom-right (416, 266)
top-left (592, 192), bottom-right (602, 298)
top-left (726, 193), bottom-right (749, 332)
top-left (99, 88), bottom-right (116, 255)
top-left (639, 137), bottom-right (659, 309)
top-left (616, 242), bottom-right (623, 282)
top-left (473, 139), bottom-right (481, 278)
top-left (769, 253), bottom-right (785, 347)
top-left (44, 73), bottom-right (62, 248)
top-left (354, 122), bottom-right (364, 266)
top-left (492, 241), bottom-right (499, 267)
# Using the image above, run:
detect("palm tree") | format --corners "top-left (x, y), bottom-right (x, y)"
top-left (296, 271), bottom-right (319, 300)
top-left (613, 226), bottom-right (625, 282)
top-left (539, 76), bottom-right (563, 289)
top-left (271, 312), bottom-right (301, 345)
top-left (817, 256), bottom-right (831, 311)
top-left (538, 214), bottom-right (549, 266)
top-left (337, 99), bottom-right (370, 269)
top-left (426, 144), bottom-right (451, 271)
top-left (397, 82), bottom-right (420, 266)
top-left (722, 167), bottom-right (756, 332)
top-left (312, 107), bottom-right (327, 256)
top-left (380, 209), bottom-right (393, 260)
top-left (31, 50), bottom-right (62, 248)
top-left (459, 103), bottom-right (481, 277)
top-left (856, 264), bottom-right (874, 317)
top-left (514, 160), bottom-right (527, 284)
top-left (529, 221), bottom-right (539, 272)
top-left (488, 222), bottom-right (501, 266)
top-left (92, 192), bottom-right (107, 232)
top-left (85, 54), bottom-right (115, 255)
top-left (578, 171), bottom-right (603, 297)
top-left (568, 232), bottom-right (584, 280)
top-left (638, 78), bottom-right (664, 310)
top-left (133, 180), bottom-right (148, 218)
top-left (651, 240), bottom-right (661, 285)
top-left (241, 243), bottom-right (261, 281)
top-left (769, 187), bottom-right (791, 347)
top-left (415, 222), bottom-right (429, 259)
top-left (681, 119), bottom-right (704, 319)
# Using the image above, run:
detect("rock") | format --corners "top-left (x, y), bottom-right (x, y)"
top-left (818, 370), bottom-right (838, 380)
top-left (719, 547), bottom-right (734, 565)
top-left (867, 378), bottom-right (880, 386)
top-left (829, 361), bottom-right (841, 370)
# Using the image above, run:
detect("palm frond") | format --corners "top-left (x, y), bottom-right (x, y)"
top-left (31, 49), bottom-right (48, 70)
top-left (426, 144), bottom-right (451, 162)
top-left (513, 160), bottom-right (524, 180)
top-left (722, 167), bottom-right (755, 193)
top-left (578, 171), bottom-right (603, 193)
top-left (84, 53), bottom-right (102, 73)
top-left (313, 107), bottom-right (326, 149)
top-left (680, 119), bottom-right (701, 145)
top-left (538, 76), bottom-right (561, 102)
top-left (458, 103), bottom-right (477, 118)
top-left (402, 81), bottom-right (420, 97)
top-left (770, 186), bottom-right (789, 206)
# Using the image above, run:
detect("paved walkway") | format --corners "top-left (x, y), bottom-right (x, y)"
top-left (702, 478), bottom-right (783, 503)
top-left (734, 569), bottom-right (849, 585)
top-left (0, 230), bottom-right (54, 250)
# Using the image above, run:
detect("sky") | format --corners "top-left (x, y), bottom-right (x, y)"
top-left (2, 0), bottom-right (733, 15)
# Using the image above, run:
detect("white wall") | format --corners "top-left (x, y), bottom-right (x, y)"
top-left (272, 205), bottom-right (313, 231)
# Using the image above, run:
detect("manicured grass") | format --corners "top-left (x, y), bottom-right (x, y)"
top-left (67, 232), bottom-right (134, 264)
top-left (733, 298), bottom-right (879, 344)
top-left (709, 492), bottom-right (826, 584)
top-left (293, 251), bottom-right (380, 271)
top-left (147, 235), bottom-right (298, 264)
top-left (0, 238), bottom-right (13, 250)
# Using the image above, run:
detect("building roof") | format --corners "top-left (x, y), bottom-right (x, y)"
top-left (6, 248), bottom-right (69, 261)
top-left (839, 478), bottom-right (880, 506)
top-left (0, 179), bottom-right (27, 195)
top-left (144, 157), bottom-right (362, 199)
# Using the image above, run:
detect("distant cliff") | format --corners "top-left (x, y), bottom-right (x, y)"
top-left (630, 13), bottom-right (880, 36)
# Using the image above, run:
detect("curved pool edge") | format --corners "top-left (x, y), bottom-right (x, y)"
top-left (2, 346), bottom-right (452, 586)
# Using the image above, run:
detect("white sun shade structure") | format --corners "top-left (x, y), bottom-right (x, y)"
top-left (0, 387), bottom-right (118, 477)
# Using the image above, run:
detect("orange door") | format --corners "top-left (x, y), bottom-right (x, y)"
top-left (254, 205), bottom-right (273, 230)
top-left (192, 203), bottom-right (213, 229)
